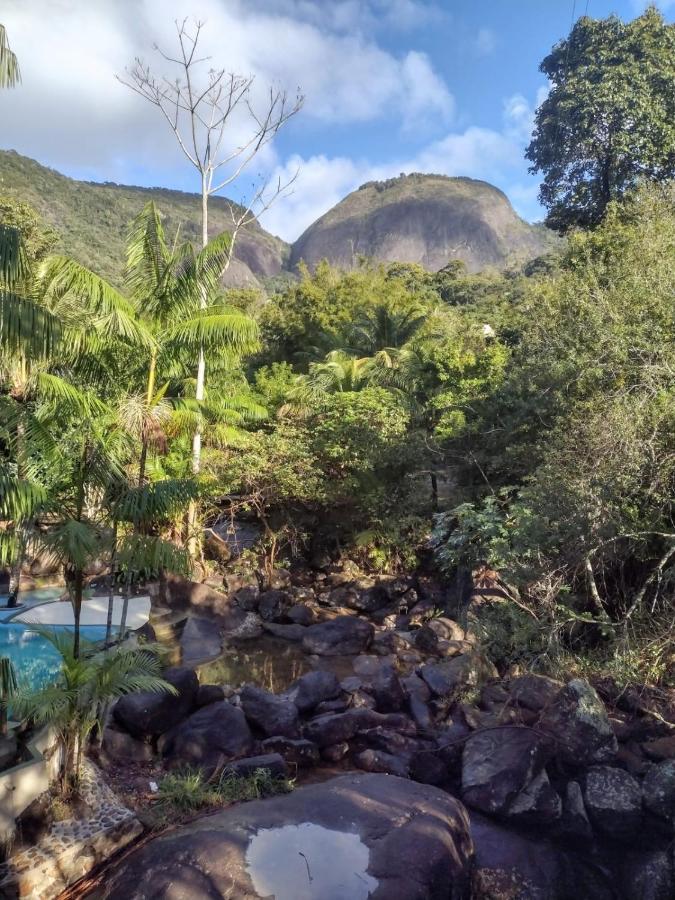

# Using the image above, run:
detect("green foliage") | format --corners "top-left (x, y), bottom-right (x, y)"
top-left (527, 8), bottom-right (675, 231)
top-left (14, 629), bottom-right (175, 793)
top-left (156, 766), bottom-right (293, 815)
top-left (0, 24), bottom-right (20, 88)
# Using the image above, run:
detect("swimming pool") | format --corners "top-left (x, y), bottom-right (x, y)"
top-left (0, 623), bottom-right (110, 692)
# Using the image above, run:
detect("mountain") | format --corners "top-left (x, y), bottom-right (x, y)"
top-left (290, 173), bottom-right (557, 274)
top-left (0, 150), bottom-right (289, 289)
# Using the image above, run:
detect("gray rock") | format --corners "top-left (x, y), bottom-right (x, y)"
top-left (95, 773), bottom-right (473, 900)
top-left (302, 615), bottom-right (374, 656)
top-left (619, 849), bottom-right (674, 900)
top-left (418, 652), bottom-right (498, 697)
top-left (508, 673), bottom-right (563, 711)
top-left (285, 670), bottom-right (342, 713)
top-left (461, 727), bottom-right (550, 815)
top-left (322, 741), bottom-right (350, 762)
top-left (370, 663), bottom-right (407, 713)
top-left (261, 737), bottom-right (320, 767)
top-left (101, 724), bottom-right (154, 763)
top-left (258, 589), bottom-right (290, 622)
top-left (354, 749), bottom-right (410, 778)
top-left (222, 753), bottom-right (288, 780)
top-left (262, 621), bottom-right (306, 641)
top-left (239, 685), bottom-right (300, 738)
top-left (583, 765), bottom-right (642, 840)
top-left (642, 759), bottom-right (675, 823)
top-left (287, 603), bottom-right (318, 626)
top-left (540, 678), bottom-right (617, 766)
top-left (180, 616), bottom-right (222, 664)
top-left (233, 585), bottom-right (260, 611)
top-left (560, 780), bottom-right (592, 840)
top-left (196, 683), bottom-right (226, 707)
top-left (304, 708), bottom-right (415, 748)
top-left (113, 666), bottom-right (198, 738)
top-left (506, 770), bottom-right (562, 825)
top-left (160, 701), bottom-right (253, 776)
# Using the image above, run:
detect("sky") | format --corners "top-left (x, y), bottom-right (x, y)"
top-left (1, 0), bottom-right (673, 242)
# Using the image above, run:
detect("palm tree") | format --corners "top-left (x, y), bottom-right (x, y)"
top-left (14, 629), bottom-right (175, 793)
top-left (124, 202), bottom-right (260, 552)
top-left (0, 24), bottom-right (19, 88)
top-left (345, 302), bottom-right (428, 356)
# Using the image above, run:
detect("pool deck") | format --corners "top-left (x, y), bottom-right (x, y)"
top-left (4, 595), bottom-right (151, 629)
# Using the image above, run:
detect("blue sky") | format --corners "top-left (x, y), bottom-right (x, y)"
top-left (1, 1), bottom-right (672, 241)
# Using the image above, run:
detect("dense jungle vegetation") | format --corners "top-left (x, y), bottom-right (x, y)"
top-left (1, 8), bottom-right (674, 690)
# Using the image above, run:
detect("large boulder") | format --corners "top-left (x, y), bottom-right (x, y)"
top-left (261, 737), bottom-right (320, 767)
top-left (113, 666), bottom-right (198, 738)
top-left (583, 765), bottom-right (642, 840)
top-left (619, 849), bottom-right (675, 900)
top-left (92, 773), bottom-right (473, 900)
top-left (239, 685), bottom-right (300, 738)
top-left (370, 663), bottom-right (407, 713)
top-left (461, 727), bottom-right (550, 815)
top-left (505, 770), bottom-right (562, 826)
top-left (302, 615), bottom-right (374, 656)
top-left (540, 678), bottom-right (617, 766)
top-left (160, 701), bottom-right (253, 775)
top-left (508, 674), bottom-right (563, 711)
top-left (258, 589), bottom-right (291, 622)
top-left (642, 759), bottom-right (675, 824)
top-left (285, 670), bottom-right (342, 713)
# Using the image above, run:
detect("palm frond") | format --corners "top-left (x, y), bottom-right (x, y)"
top-left (117, 533), bottom-right (192, 578)
top-left (0, 225), bottom-right (27, 283)
top-left (113, 479), bottom-right (197, 524)
top-left (0, 24), bottom-right (20, 88)
top-left (164, 306), bottom-right (259, 355)
top-left (0, 475), bottom-right (47, 521)
top-left (0, 289), bottom-right (60, 356)
top-left (35, 372), bottom-right (108, 418)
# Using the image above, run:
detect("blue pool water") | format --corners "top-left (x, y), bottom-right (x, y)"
top-left (0, 623), bottom-right (110, 692)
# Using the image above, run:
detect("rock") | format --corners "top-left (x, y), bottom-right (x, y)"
top-left (267, 568), bottom-right (292, 590)
top-left (461, 728), bottom-right (550, 815)
top-left (418, 652), bottom-right (497, 697)
top-left (345, 586), bottom-right (385, 613)
top-left (437, 718), bottom-right (472, 772)
top-left (95, 773), bottom-right (473, 900)
top-left (322, 741), bottom-right (350, 762)
top-left (302, 615), bottom-right (374, 656)
top-left (113, 666), bottom-right (198, 738)
top-left (224, 573), bottom-right (259, 596)
top-left (643, 734), bottom-right (675, 761)
top-left (409, 751), bottom-right (448, 786)
top-left (233, 585), bottom-right (260, 611)
top-left (350, 689), bottom-right (377, 710)
top-left (540, 678), bottom-right (618, 766)
top-left (304, 709), bottom-right (415, 748)
top-left (160, 701), bottom-right (253, 775)
top-left (583, 765), bottom-right (642, 840)
top-left (262, 621), bottom-right (306, 641)
top-left (560, 780), bottom-right (592, 840)
top-left (403, 674), bottom-right (434, 731)
top-left (180, 616), bottom-right (222, 664)
top-left (355, 727), bottom-right (422, 761)
top-left (228, 610), bottom-right (264, 639)
top-left (508, 673), bottom-right (563, 711)
top-left (196, 683), bottom-right (226, 707)
top-left (619, 849), bottom-right (674, 900)
top-left (285, 670), bottom-right (342, 713)
top-left (315, 697), bottom-right (351, 714)
top-left (222, 753), bottom-right (288, 780)
top-left (426, 617), bottom-right (466, 642)
top-left (370, 664), bottom-right (407, 713)
top-left (642, 759), bottom-right (675, 823)
top-left (354, 749), bottom-right (410, 778)
top-left (101, 723), bottom-right (154, 763)
top-left (258, 589), bottom-right (291, 622)
top-left (353, 654), bottom-right (384, 677)
top-left (341, 675), bottom-right (363, 693)
top-left (506, 770), bottom-right (562, 826)
top-left (469, 812), bottom-right (614, 900)
top-left (287, 603), bottom-right (318, 626)
top-left (165, 575), bottom-right (232, 616)
top-left (261, 737), bottom-right (320, 767)
top-left (239, 685), bottom-right (300, 738)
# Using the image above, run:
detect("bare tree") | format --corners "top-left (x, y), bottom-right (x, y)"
top-left (118, 18), bottom-right (303, 551)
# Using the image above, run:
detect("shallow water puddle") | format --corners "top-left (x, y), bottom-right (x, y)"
top-left (245, 822), bottom-right (378, 899)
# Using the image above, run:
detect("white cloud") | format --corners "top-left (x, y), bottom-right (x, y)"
top-left (474, 27), bottom-right (497, 55)
top-left (0, 0), bottom-right (453, 178)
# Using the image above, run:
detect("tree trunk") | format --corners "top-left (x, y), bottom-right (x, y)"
top-left (72, 568), bottom-right (84, 659)
top-left (104, 522), bottom-right (118, 649)
top-left (430, 471), bottom-right (439, 513)
top-left (6, 551), bottom-right (22, 608)
top-left (186, 180), bottom-right (209, 557)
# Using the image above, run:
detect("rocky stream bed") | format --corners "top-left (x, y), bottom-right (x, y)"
top-left (56, 564), bottom-right (675, 897)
